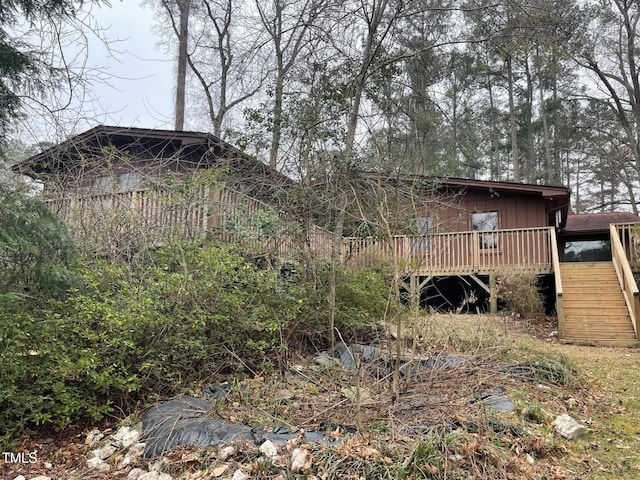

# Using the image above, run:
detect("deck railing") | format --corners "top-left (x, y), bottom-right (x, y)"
top-left (45, 186), bottom-right (333, 261)
top-left (614, 222), bottom-right (640, 270)
top-left (611, 224), bottom-right (640, 340)
top-left (342, 226), bottom-right (554, 275)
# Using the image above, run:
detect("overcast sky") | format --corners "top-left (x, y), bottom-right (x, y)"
top-left (86, 1), bottom-right (175, 129)
top-left (16, 1), bottom-right (177, 145)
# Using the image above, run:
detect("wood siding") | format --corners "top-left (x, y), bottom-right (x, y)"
top-left (427, 189), bottom-right (548, 233)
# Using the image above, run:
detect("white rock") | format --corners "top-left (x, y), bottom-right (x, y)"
top-left (232, 470), bottom-right (248, 480)
top-left (218, 445), bottom-right (235, 460)
top-left (290, 447), bottom-right (312, 473)
top-left (113, 426), bottom-right (141, 449)
top-left (12, 475), bottom-right (26, 480)
top-left (127, 468), bottom-right (147, 480)
top-left (87, 456), bottom-right (106, 469)
top-left (119, 442), bottom-right (147, 469)
top-left (28, 477), bottom-right (51, 480)
top-left (259, 439), bottom-right (278, 459)
top-left (554, 413), bottom-right (587, 439)
top-left (97, 462), bottom-right (112, 473)
top-left (90, 443), bottom-right (118, 460)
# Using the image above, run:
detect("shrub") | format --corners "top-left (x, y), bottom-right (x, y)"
top-left (495, 271), bottom-right (545, 320)
top-left (0, 240), bottom-right (392, 440)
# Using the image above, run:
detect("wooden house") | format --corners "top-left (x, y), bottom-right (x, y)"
top-left (14, 126), bottom-right (640, 347)
top-left (13, 125), bottom-right (330, 260)
top-left (341, 175), bottom-right (640, 347)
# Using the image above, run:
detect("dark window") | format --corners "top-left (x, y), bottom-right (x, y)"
top-left (472, 211), bottom-right (498, 249)
top-left (564, 240), bottom-right (611, 262)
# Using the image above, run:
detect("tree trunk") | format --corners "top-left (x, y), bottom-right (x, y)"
top-left (507, 56), bottom-right (519, 182)
top-left (175, 0), bottom-right (190, 131)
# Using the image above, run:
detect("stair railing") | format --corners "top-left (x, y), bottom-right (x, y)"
top-left (610, 224), bottom-right (640, 340)
top-left (549, 227), bottom-right (564, 339)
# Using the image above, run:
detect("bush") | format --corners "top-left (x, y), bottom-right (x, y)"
top-left (0, 184), bottom-right (78, 296)
top-left (0, 240), bottom-right (392, 441)
top-left (496, 271), bottom-right (545, 319)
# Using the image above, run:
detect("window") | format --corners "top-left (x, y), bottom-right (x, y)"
top-left (472, 211), bottom-right (498, 249)
top-left (411, 216), bottom-right (432, 253)
top-left (118, 172), bottom-right (141, 192)
top-left (92, 173), bottom-right (141, 193)
top-left (564, 240), bottom-right (611, 262)
top-left (92, 175), bottom-right (115, 193)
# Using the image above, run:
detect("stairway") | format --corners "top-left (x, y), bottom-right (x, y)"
top-left (559, 262), bottom-right (638, 347)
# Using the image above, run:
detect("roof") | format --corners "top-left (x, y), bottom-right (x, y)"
top-left (564, 212), bottom-right (640, 234)
top-left (12, 125), bottom-right (290, 185)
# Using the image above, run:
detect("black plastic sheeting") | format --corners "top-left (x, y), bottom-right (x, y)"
top-left (140, 396), bottom-right (338, 458)
top-left (140, 344), bottom-right (515, 458)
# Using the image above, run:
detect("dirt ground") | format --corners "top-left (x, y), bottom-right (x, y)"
top-left (3, 314), bottom-right (639, 480)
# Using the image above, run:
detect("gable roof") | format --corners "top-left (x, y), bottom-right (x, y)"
top-left (12, 125), bottom-right (290, 185)
top-left (564, 212), bottom-right (640, 234)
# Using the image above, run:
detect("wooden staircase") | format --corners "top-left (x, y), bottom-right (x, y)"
top-left (559, 262), bottom-right (638, 347)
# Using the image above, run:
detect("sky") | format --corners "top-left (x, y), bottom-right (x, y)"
top-left (17, 1), bottom-right (177, 145)
top-left (83, 1), bottom-right (175, 129)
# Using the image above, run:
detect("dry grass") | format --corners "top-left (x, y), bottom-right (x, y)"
top-left (6, 313), bottom-right (639, 480)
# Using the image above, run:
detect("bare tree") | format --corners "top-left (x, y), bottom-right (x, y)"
top-left (157, 0), bottom-right (266, 136)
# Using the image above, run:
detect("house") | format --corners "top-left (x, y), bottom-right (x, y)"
top-left (12, 125), bottom-right (328, 260)
top-left (340, 174), bottom-right (640, 347)
top-left (14, 127), bottom-right (640, 347)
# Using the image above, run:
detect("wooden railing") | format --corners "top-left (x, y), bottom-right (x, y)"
top-left (614, 223), bottom-right (640, 270)
top-left (342, 226), bottom-right (554, 275)
top-left (45, 186), bottom-right (333, 261)
top-left (549, 227), bottom-right (564, 338)
top-left (611, 224), bottom-right (639, 340)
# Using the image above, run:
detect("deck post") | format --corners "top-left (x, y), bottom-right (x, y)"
top-left (409, 275), bottom-right (419, 311)
top-left (489, 273), bottom-right (497, 314)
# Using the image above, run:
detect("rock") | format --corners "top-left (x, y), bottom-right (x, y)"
top-left (232, 470), bottom-right (248, 480)
top-left (90, 442), bottom-right (118, 460)
top-left (119, 442), bottom-right (147, 470)
top-left (259, 439), bottom-right (278, 459)
top-left (218, 445), bottom-right (235, 460)
top-left (114, 426), bottom-right (141, 449)
top-left (554, 413), bottom-right (587, 439)
top-left (341, 386), bottom-right (375, 405)
top-left (87, 456), bottom-right (106, 469)
top-left (12, 476), bottom-right (26, 480)
top-left (28, 477), bottom-right (51, 480)
top-left (139, 472), bottom-right (174, 480)
top-left (313, 353), bottom-right (341, 368)
top-left (127, 468), bottom-right (147, 480)
top-left (290, 447), bottom-right (312, 473)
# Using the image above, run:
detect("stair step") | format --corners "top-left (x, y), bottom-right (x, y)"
top-left (558, 261), bottom-right (637, 345)
top-left (564, 322), bottom-right (634, 336)
top-left (560, 338), bottom-right (639, 348)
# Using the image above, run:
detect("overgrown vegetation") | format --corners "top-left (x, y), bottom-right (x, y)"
top-left (496, 271), bottom-right (545, 320)
top-left (0, 230), bottom-right (390, 441)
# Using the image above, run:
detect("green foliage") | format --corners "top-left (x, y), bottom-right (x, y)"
top-left (296, 264), bottom-right (391, 341)
top-left (0, 183), bottom-right (78, 296)
top-left (495, 271), bottom-right (545, 320)
top-left (0, 240), bottom-right (390, 440)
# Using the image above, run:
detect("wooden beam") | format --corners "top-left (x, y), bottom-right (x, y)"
top-left (469, 274), bottom-right (490, 294)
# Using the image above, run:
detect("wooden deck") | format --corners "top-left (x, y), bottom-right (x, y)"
top-left (342, 227), bottom-right (555, 276)
top-left (45, 185), bottom-right (333, 261)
